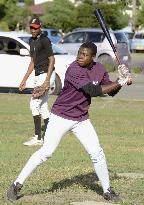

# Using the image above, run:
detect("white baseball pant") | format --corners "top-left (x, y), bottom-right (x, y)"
top-left (30, 71), bottom-right (56, 119)
top-left (15, 113), bottom-right (110, 193)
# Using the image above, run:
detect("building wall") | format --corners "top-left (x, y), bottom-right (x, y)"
top-left (34, 0), bottom-right (52, 5)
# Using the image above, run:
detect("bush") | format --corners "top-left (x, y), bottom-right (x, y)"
top-left (103, 63), bottom-right (117, 73)
top-left (132, 67), bottom-right (142, 74)
top-left (0, 21), bottom-right (9, 31)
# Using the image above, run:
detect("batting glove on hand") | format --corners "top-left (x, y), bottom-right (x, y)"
top-left (117, 76), bottom-right (130, 86)
top-left (118, 64), bottom-right (129, 77)
top-left (118, 64), bottom-right (132, 85)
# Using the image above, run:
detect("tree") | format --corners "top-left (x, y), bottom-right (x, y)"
top-left (74, 2), bottom-right (98, 28)
top-left (0, 0), bottom-right (31, 31)
top-left (75, 2), bottom-right (129, 30)
top-left (95, 3), bottom-right (129, 30)
top-left (136, 2), bottom-right (144, 28)
top-left (42, 0), bottom-right (76, 32)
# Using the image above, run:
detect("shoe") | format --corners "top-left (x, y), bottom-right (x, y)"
top-left (23, 135), bottom-right (43, 146)
top-left (103, 187), bottom-right (122, 202)
top-left (6, 182), bottom-right (22, 201)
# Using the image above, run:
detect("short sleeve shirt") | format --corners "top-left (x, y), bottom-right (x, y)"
top-left (51, 61), bottom-right (112, 121)
top-left (29, 34), bottom-right (53, 75)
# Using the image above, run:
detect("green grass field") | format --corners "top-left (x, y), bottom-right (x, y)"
top-left (0, 93), bottom-right (144, 205)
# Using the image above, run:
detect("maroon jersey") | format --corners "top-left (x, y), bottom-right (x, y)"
top-left (51, 61), bottom-right (111, 121)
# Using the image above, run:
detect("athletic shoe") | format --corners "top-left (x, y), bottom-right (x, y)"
top-left (103, 187), bottom-right (121, 202)
top-left (6, 182), bottom-right (22, 201)
top-left (23, 135), bottom-right (43, 146)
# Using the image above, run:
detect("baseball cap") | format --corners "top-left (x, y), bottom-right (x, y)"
top-left (29, 17), bottom-right (42, 29)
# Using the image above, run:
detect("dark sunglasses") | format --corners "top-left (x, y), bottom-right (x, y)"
top-left (30, 26), bottom-right (40, 30)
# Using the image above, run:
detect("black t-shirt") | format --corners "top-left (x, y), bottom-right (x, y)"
top-left (29, 33), bottom-right (54, 76)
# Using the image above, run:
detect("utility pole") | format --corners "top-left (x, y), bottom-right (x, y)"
top-left (132, 0), bottom-right (137, 31)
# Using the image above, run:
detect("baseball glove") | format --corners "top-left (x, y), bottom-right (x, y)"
top-left (118, 64), bottom-right (132, 85)
top-left (32, 86), bottom-right (47, 98)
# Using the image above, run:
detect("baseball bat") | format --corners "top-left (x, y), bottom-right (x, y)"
top-left (94, 9), bottom-right (121, 65)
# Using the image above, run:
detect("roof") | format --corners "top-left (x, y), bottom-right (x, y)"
top-left (29, 4), bottom-right (44, 15)
top-left (72, 28), bottom-right (113, 32)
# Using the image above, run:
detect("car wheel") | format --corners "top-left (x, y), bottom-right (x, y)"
top-left (98, 54), bottom-right (113, 64)
top-left (97, 54), bottom-right (116, 72)
top-left (131, 49), bottom-right (136, 53)
top-left (52, 74), bottom-right (62, 95)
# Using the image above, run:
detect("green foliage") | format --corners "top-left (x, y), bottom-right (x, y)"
top-left (42, 0), bottom-right (76, 32)
top-left (0, 0), bottom-right (130, 32)
top-left (117, 0), bottom-right (132, 7)
top-left (41, 1), bottom-right (128, 32)
top-left (0, 94), bottom-right (144, 204)
top-left (25, 0), bottom-right (33, 5)
top-left (92, 3), bottom-right (129, 30)
top-left (136, 2), bottom-right (144, 27)
top-left (0, 0), bottom-right (31, 30)
top-left (132, 67), bottom-right (142, 73)
top-left (0, 21), bottom-right (9, 31)
top-left (74, 3), bottom-right (97, 28)
top-left (104, 63), bottom-right (117, 73)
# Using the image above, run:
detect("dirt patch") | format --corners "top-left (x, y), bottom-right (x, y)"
top-left (71, 201), bottom-right (119, 205)
top-left (117, 173), bottom-right (144, 179)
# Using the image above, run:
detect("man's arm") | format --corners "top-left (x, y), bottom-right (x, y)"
top-left (81, 81), bottom-right (121, 97)
top-left (19, 58), bottom-right (34, 91)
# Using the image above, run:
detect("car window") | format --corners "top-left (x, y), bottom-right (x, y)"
top-left (51, 30), bottom-right (62, 37)
top-left (52, 44), bottom-right (67, 55)
top-left (86, 32), bottom-right (105, 42)
top-left (0, 36), bottom-right (26, 55)
top-left (0, 40), bottom-right (6, 54)
top-left (63, 32), bottom-right (85, 43)
top-left (19, 36), bottom-right (30, 44)
top-left (42, 30), bottom-right (48, 36)
top-left (114, 32), bottom-right (128, 43)
top-left (124, 32), bottom-right (134, 40)
top-left (135, 33), bottom-right (144, 39)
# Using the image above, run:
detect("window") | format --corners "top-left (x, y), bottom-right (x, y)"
top-left (0, 37), bottom-right (26, 55)
top-left (114, 32), bottom-right (128, 43)
top-left (19, 36), bottom-right (30, 44)
top-left (63, 32), bottom-right (85, 43)
top-left (135, 33), bottom-right (144, 39)
top-left (124, 32), bottom-right (134, 40)
top-left (86, 32), bottom-right (105, 42)
top-left (42, 30), bottom-right (48, 36)
top-left (51, 31), bottom-right (62, 37)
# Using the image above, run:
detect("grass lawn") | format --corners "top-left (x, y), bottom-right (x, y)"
top-left (0, 93), bottom-right (144, 205)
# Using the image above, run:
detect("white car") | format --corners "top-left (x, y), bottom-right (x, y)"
top-left (131, 32), bottom-right (144, 52)
top-left (57, 28), bottom-right (131, 66)
top-left (0, 32), bottom-right (76, 94)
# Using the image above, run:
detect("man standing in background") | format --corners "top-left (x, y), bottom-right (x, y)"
top-left (19, 17), bottom-right (55, 146)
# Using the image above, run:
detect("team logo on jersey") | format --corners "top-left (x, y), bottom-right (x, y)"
top-left (92, 80), bottom-right (99, 85)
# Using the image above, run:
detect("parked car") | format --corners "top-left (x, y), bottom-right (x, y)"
top-left (131, 32), bottom-right (144, 53)
top-left (42, 28), bottom-right (63, 43)
top-left (123, 31), bottom-right (134, 51)
top-left (114, 30), bottom-right (131, 63)
top-left (0, 33), bottom-right (76, 94)
top-left (57, 28), bottom-right (131, 66)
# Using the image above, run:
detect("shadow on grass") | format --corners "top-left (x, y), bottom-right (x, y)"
top-left (26, 170), bottom-right (123, 196)
top-left (21, 171), bottom-right (124, 202)
top-left (29, 172), bottom-right (103, 197)
top-left (48, 172), bottom-right (101, 193)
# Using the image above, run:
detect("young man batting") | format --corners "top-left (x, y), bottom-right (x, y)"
top-left (19, 17), bottom-right (55, 146)
top-left (7, 42), bottom-right (132, 202)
